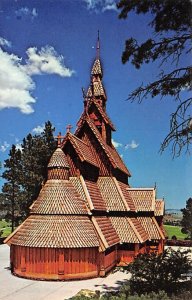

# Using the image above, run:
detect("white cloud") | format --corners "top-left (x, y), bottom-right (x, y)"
top-left (23, 46), bottom-right (74, 77)
top-left (0, 48), bottom-right (35, 114)
top-left (0, 37), bottom-right (11, 48)
top-left (125, 140), bottom-right (139, 150)
top-left (0, 141), bottom-right (10, 152)
top-left (15, 7), bottom-right (38, 20)
top-left (102, 3), bottom-right (117, 12)
top-left (32, 125), bottom-right (45, 134)
top-left (0, 40), bottom-right (74, 114)
top-left (83, 0), bottom-right (118, 12)
top-left (112, 138), bottom-right (123, 148)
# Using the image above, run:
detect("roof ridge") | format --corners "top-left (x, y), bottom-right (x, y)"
top-left (68, 132), bottom-right (89, 146)
top-left (127, 218), bottom-right (145, 243)
top-left (112, 177), bottom-right (130, 211)
top-left (79, 175), bottom-right (94, 211)
top-left (92, 100), bottom-right (115, 130)
top-left (152, 216), bottom-right (165, 240)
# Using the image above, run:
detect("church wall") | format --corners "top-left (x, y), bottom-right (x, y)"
top-left (98, 246), bottom-right (117, 277)
top-left (117, 243), bottom-right (136, 265)
top-left (104, 246), bottom-right (117, 273)
top-left (11, 245), bottom-right (99, 280)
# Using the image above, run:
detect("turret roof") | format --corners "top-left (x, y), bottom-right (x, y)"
top-left (30, 179), bottom-right (88, 215)
top-left (48, 147), bottom-right (69, 168)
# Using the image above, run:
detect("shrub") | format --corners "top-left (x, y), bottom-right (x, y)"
top-left (123, 248), bottom-right (192, 295)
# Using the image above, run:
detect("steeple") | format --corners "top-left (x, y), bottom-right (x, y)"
top-left (91, 31), bottom-right (102, 77)
top-left (85, 34), bottom-right (107, 111)
top-left (97, 30), bottom-right (100, 59)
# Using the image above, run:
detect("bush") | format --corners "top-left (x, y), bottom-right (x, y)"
top-left (123, 248), bottom-right (192, 296)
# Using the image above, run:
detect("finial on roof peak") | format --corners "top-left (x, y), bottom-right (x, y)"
top-left (55, 132), bottom-right (65, 147)
top-left (91, 32), bottom-right (102, 76)
top-left (66, 124), bottom-right (73, 133)
top-left (97, 30), bottom-right (100, 59)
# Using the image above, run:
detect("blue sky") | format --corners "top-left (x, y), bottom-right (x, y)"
top-left (0, 0), bottom-right (191, 209)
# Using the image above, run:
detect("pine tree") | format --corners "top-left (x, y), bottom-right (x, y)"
top-left (1, 121), bottom-right (57, 224)
top-left (19, 121), bottom-right (57, 217)
top-left (1, 145), bottom-right (22, 232)
top-left (181, 198), bottom-right (192, 239)
top-left (117, 0), bottom-right (192, 157)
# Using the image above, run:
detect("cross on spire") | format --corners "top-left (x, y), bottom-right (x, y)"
top-left (66, 124), bottom-right (73, 133)
top-left (55, 132), bottom-right (65, 147)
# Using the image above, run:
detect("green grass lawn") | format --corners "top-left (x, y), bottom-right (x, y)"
top-left (163, 224), bottom-right (188, 240)
top-left (0, 219), bottom-right (12, 237)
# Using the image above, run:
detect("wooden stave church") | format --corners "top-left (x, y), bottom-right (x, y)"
top-left (5, 38), bottom-right (165, 281)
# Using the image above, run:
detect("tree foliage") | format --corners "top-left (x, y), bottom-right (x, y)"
top-left (117, 0), bottom-right (192, 157)
top-left (1, 145), bottom-right (22, 231)
top-left (0, 121), bottom-right (57, 225)
top-left (124, 248), bottom-right (192, 296)
top-left (181, 198), bottom-right (192, 239)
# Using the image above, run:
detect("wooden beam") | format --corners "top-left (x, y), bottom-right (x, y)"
top-left (113, 177), bottom-right (130, 211)
top-left (91, 217), bottom-right (108, 250)
top-left (128, 218), bottom-right (144, 243)
top-left (79, 175), bottom-right (94, 210)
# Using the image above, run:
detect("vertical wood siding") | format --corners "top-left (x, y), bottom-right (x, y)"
top-left (11, 245), bottom-right (99, 280)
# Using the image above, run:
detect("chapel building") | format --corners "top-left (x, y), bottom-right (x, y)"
top-left (5, 37), bottom-right (165, 280)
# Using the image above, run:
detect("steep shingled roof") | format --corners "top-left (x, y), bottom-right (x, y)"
top-left (75, 117), bottom-right (130, 176)
top-left (48, 147), bottom-right (69, 168)
top-left (85, 179), bottom-right (107, 211)
top-left (76, 101), bottom-right (115, 132)
top-left (5, 216), bottom-right (100, 248)
top-left (117, 181), bottom-right (136, 211)
top-left (127, 188), bottom-right (155, 212)
top-left (92, 100), bottom-right (115, 130)
top-left (91, 58), bottom-right (102, 76)
top-left (97, 177), bottom-right (126, 211)
top-left (63, 133), bottom-right (98, 167)
top-left (110, 217), bottom-right (148, 243)
top-left (154, 199), bottom-right (165, 216)
top-left (86, 80), bottom-right (106, 99)
top-left (138, 217), bottom-right (165, 240)
top-left (30, 180), bottom-right (88, 215)
top-left (92, 216), bottom-right (120, 248)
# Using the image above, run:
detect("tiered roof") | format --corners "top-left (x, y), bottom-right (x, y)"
top-left (7, 216), bottom-right (100, 248)
top-left (138, 217), bottom-right (165, 240)
top-left (110, 217), bottom-right (148, 244)
top-left (154, 199), bottom-right (165, 216)
top-left (30, 180), bottom-right (87, 214)
top-left (127, 188), bottom-right (155, 212)
top-left (92, 216), bottom-right (120, 249)
top-left (5, 37), bottom-right (165, 254)
top-left (75, 117), bottom-right (130, 175)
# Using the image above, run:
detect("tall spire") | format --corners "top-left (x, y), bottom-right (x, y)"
top-left (91, 32), bottom-right (102, 77)
top-left (96, 30), bottom-right (100, 59)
